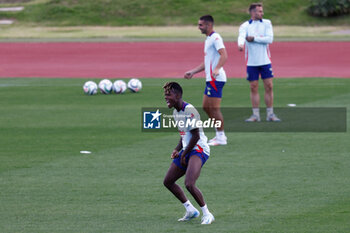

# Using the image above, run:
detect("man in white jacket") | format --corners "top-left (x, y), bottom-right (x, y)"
top-left (238, 3), bottom-right (280, 122)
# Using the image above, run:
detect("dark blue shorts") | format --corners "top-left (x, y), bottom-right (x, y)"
top-left (173, 150), bottom-right (209, 171)
top-left (247, 64), bottom-right (274, 81)
top-left (204, 81), bottom-right (225, 98)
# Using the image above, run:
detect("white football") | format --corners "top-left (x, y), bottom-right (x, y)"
top-left (113, 80), bottom-right (127, 94)
top-left (127, 78), bottom-right (142, 92)
top-left (83, 81), bottom-right (98, 95)
top-left (98, 79), bottom-right (113, 94)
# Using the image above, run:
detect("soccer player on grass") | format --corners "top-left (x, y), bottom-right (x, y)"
top-left (238, 3), bottom-right (281, 122)
top-left (163, 82), bottom-right (215, 225)
top-left (184, 15), bottom-right (228, 146)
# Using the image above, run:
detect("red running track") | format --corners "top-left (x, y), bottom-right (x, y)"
top-left (1, 42), bottom-right (349, 78)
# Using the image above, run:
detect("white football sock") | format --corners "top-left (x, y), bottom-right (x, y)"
top-left (215, 129), bottom-right (226, 140)
top-left (183, 200), bottom-right (196, 212)
top-left (267, 107), bottom-right (274, 116)
top-left (252, 108), bottom-right (260, 117)
top-left (200, 204), bottom-right (210, 215)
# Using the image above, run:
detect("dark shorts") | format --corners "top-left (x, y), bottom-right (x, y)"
top-left (247, 64), bottom-right (274, 81)
top-left (173, 150), bottom-right (209, 171)
top-left (204, 81), bottom-right (225, 98)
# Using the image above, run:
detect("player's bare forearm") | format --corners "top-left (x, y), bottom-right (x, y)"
top-left (174, 137), bottom-right (183, 152)
top-left (192, 63), bottom-right (205, 74)
top-left (216, 48), bottom-right (228, 70)
top-left (181, 129), bottom-right (200, 157)
top-left (171, 138), bottom-right (183, 159)
top-left (213, 48), bottom-right (227, 76)
top-left (184, 63), bottom-right (205, 79)
top-left (180, 129), bottom-right (200, 166)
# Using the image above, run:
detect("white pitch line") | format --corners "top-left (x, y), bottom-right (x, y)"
top-left (80, 151), bottom-right (92, 154)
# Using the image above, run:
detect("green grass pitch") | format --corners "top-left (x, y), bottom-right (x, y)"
top-left (0, 77), bottom-right (350, 232)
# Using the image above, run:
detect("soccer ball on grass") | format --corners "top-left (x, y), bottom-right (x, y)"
top-left (98, 79), bottom-right (113, 94)
top-left (83, 81), bottom-right (98, 95)
top-left (127, 78), bottom-right (142, 92)
top-left (113, 80), bottom-right (127, 94)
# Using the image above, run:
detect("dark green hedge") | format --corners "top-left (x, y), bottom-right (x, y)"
top-left (308, 0), bottom-right (350, 17)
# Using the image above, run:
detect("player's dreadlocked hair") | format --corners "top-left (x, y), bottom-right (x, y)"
top-left (163, 82), bottom-right (183, 96)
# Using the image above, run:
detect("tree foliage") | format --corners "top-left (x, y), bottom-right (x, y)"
top-left (308, 0), bottom-right (350, 17)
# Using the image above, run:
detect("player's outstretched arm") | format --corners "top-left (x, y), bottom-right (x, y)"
top-left (180, 128), bottom-right (200, 167)
top-left (184, 63), bottom-right (205, 79)
top-left (171, 137), bottom-right (183, 159)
